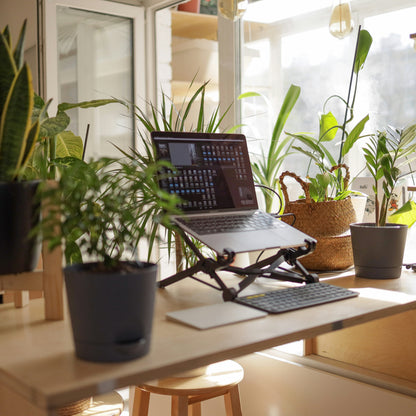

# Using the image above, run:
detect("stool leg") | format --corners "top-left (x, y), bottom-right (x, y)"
top-left (171, 395), bottom-right (188, 416)
top-left (131, 387), bottom-right (150, 416)
top-left (224, 385), bottom-right (242, 416)
top-left (189, 401), bottom-right (202, 416)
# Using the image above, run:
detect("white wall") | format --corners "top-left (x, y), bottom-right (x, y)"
top-left (0, 0), bottom-right (39, 90)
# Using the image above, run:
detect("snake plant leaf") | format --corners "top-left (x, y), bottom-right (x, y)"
top-left (0, 32), bottom-right (17, 118)
top-left (389, 200), bottom-right (416, 228)
top-left (341, 114), bottom-right (369, 157)
top-left (0, 63), bottom-right (33, 181)
top-left (319, 111), bottom-right (338, 142)
top-left (354, 29), bottom-right (373, 74)
top-left (2, 25), bottom-right (11, 48)
top-left (13, 19), bottom-right (26, 70)
top-left (21, 120), bottom-right (40, 168)
top-left (55, 131), bottom-right (83, 159)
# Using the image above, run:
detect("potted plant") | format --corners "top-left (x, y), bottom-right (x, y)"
top-left (0, 20), bottom-right (43, 274)
top-left (270, 28), bottom-right (373, 270)
top-left (39, 156), bottom-right (181, 362)
top-left (350, 124), bottom-right (416, 279)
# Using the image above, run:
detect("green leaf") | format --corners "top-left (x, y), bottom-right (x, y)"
top-left (388, 200), bottom-right (416, 227)
top-left (354, 29), bottom-right (373, 74)
top-left (238, 91), bottom-right (261, 99)
top-left (13, 19), bottom-right (26, 70)
top-left (0, 63), bottom-right (33, 181)
top-left (55, 131), bottom-right (83, 159)
top-left (342, 114), bottom-right (369, 156)
top-left (39, 111), bottom-right (70, 138)
top-left (319, 112), bottom-right (338, 142)
top-left (0, 32), bottom-right (17, 117)
top-left (57, 98), bottom-right (126, 112)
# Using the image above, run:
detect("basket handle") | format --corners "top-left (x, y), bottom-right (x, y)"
top-left (329, 163), bottom-right (350, 190)
top-left (279, 171), bottom-right (311, 204)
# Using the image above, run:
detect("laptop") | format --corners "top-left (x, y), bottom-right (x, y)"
top-left (151, 131), bottom-right (314, 254)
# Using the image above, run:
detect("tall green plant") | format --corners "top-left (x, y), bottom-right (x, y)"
top-left (363, 124), bottom-right (416, 226)
top-left (286, 28), bottom-right (373, 202)
top-left (247, 84), bottom-right (301, 213)
top-left (0, 20), bottom-right (40, 182)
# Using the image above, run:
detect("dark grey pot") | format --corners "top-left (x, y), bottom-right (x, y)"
top-left (64, 261), bottom-right (157, 362)
top-left (350, 223), bottom-right (408, 279)
top-left (0, 180), bottom-right (41, 275)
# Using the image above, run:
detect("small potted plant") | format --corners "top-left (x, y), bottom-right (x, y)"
top-left (350, 124), bottom-right (416, 279)
top-left (39, 155), bottom-right (181, 362)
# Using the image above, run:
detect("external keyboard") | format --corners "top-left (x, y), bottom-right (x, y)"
top-left (176, 211), bottom-right (285, 235)
top-left (234, 282), bottom-right (359, 314)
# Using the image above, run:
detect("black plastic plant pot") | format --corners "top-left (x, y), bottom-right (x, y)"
top-left (64, 261), bottom-right (158, 362)
top-left (0, 180), bottom-right (41, 275)
top-left (350, 223), bottom-right (408, 279)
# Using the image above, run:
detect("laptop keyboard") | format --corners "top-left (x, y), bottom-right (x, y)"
top-left (234, 282), bottom-right (358, 314)
top-left (176, 211), bottom-right (286, 235)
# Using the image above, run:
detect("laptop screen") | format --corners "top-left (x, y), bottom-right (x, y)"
top-left (151, 131), bottom-right (258, 213)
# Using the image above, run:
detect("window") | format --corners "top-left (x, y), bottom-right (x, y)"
top-left (241, 0), bottom-right (416, 180)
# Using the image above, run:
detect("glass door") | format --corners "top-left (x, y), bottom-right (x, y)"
top-left (42, 0), bottom-right (145, 158)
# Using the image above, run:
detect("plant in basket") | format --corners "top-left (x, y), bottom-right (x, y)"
top-left (350, 124), bottom-right (416, 279)
top-left (273, 28), bottom-right (373, 271)
top-left (38, 156), bottom-right (181, 362)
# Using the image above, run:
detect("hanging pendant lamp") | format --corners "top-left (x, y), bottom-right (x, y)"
top-left (329, 0), bottom-right (354, 39)
top-left (218, 0), bottom-right (248, 21)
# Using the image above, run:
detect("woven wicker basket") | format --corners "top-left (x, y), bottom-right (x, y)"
top-left (299, 234), bottom-right (353, 271)
top-left (279, 165), bottom-right (356, 270)
top-left (279, 166), bottom-right (356, 238)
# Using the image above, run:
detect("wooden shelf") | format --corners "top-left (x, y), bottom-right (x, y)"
top-left (172, 10), bottom-right (218, 41)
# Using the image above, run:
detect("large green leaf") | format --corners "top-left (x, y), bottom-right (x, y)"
top-left (39, 111), bottom-right (70, 138)
top-left (341, 114), bottom-right (369, 156)
top-left (269, 84), bottom-right (301, 157)
top-left (319, 112), bottom-right (338, 142)
top-left (389, 200), bottom-right (416, 227)
top-left (354, 29), bottom-right (373, 74)
top-left (55, 131), bottom-right (83, 159)
top-left (0, 32), bottom-right (17, 119)
top-left (0, 63), bottom-right (33, 181)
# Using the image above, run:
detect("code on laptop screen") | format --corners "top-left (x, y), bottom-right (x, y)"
top-left (152, 132), bottom-right (258, 213)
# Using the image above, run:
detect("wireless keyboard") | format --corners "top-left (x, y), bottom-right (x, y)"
top-left (234, 282), bottom-right (359, 314)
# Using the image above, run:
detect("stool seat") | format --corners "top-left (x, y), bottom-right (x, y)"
top-left (132, 360), bottom-right (244, 416)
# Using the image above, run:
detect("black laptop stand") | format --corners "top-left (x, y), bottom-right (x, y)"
top-left (157, 227), bottom-right (318, 301)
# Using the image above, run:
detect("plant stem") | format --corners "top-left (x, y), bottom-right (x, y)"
top-left (338, 25), bottom-right (362, 166)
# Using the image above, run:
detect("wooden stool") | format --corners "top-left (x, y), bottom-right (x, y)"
top-left (57, 391), bottom-right (124, 416)
top-left (132, 360), bottom-right (244, 416)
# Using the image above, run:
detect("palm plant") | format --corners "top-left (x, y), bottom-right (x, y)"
top-left (363, 124), bottom-right (416, 226)
top-left (122, 80), bottom-right (233, 266)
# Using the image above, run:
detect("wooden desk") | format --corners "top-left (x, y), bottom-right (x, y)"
top-left (1, 271), bottom-right (416, 416)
